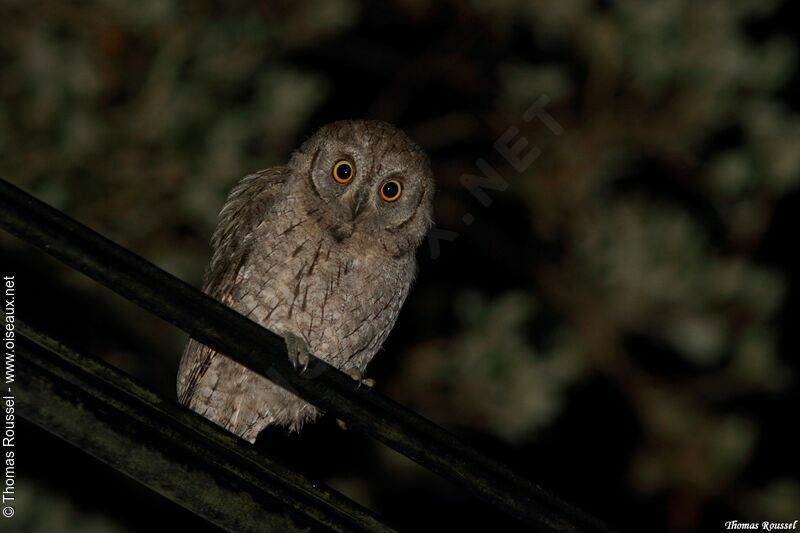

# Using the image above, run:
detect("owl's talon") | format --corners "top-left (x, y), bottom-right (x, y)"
top-left (346, 367), bottom-right (375, 389)
top-left (285, 333), bottom-right (311, 374)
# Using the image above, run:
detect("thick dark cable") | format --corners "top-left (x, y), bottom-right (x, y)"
top-left (15, 323), bottom-right (393, 533)
top-left (0, 178), bottom-right (616, 532)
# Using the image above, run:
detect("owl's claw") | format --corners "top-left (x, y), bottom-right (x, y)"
top-left (285, 333), bottom-right (311, 374)
top-left (345, 367), bottom-right (375, 389)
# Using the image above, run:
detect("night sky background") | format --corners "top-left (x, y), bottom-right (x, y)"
top-left (1, 1), bottom-right (799, 532)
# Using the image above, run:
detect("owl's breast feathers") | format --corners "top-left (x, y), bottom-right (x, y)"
top-left (237, 190), bottom-right (415, 371)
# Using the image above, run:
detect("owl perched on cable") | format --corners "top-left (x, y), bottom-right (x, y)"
top-left (177, 120), bottom-right (434, 443)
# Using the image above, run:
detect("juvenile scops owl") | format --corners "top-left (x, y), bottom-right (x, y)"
top-left (177, 120), bottom-right (434, 443)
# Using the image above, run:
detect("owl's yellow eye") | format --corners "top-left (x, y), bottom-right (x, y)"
top-left (332, 160), bottom-right (354, 184)
top-left (380, 179), bottom-right (403, 202)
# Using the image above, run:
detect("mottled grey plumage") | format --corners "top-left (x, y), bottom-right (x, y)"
top-left (177, 120), bottom-right (434, 442)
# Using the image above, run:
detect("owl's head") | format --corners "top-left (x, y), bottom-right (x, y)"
top-left (288, 120), bottom-right (434, 257)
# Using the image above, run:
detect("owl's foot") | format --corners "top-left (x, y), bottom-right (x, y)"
top-left (285, 333), bottom-right (311, 373)
top-left (337, 370), bottom-right (374, 430)
top-left (345, 367), bottom-right (375, 389)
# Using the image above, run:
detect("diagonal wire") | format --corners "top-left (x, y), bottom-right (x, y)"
top-left (14, 320), bottom-right (394, 532)
top-left (0, 177), bottom-right (617, 532)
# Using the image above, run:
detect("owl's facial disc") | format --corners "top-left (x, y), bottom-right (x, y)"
top-left (316, 155), bottom-right (426, 242)
top-left (294, 120), bottom-right (434, 251)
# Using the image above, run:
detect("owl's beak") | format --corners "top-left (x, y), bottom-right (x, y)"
top-left (330, 189), bottom-right (368, 241)
top-left (330, 190), bottom-right (367, 242)
top-left (349, 188), bottom-right (368, 220)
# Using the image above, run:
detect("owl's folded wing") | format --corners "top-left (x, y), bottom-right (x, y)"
top-left (177, 167), bottom-right (289, 405)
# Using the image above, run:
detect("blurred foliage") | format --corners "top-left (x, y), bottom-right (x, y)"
top-left (1, 1), bottom-right (798, 532)
top-left (391, 291), bottom-right (585, 443)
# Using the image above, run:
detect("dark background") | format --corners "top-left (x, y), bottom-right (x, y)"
top-left (1, 1), bottom-right (799, 532)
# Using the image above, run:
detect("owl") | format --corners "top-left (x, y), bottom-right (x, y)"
top-left (177, 120), bottom-right (434, 443)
